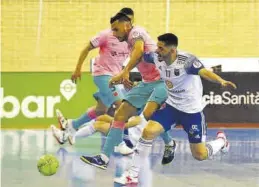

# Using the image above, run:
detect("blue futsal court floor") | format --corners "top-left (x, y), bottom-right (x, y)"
top-left (1, 128), bottom-right (259, 187)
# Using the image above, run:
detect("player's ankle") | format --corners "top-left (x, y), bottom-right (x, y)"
top-left (167, 139), bottom-right (176, 147)
top-left (71, 119), bottom-right (79, 130)
top-left (100, 153), bottom-right (109, 164)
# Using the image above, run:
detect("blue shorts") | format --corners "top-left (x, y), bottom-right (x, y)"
top-left (124, 79), bottom-right (168, 109)
top-left (150, 103), bottom-right (207, 143)
top-left (93, 75), bottom-right (124, 107)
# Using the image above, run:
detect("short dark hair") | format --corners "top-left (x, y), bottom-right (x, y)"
top-left (157, 33), bottom-right (178, 47)
top-left (120, 7), bottom-right (134, 16)
top-left (119, 7), bottom-right (134, 16)
top-left (110, 12), bottom-right (131, 24)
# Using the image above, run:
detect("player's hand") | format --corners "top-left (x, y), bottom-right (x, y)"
top-left (109, 73), bottom-right (124, 87)
top-left (221, 80), bottom-right (237, 89)
top-left (121, 71), bottom-right (133, 90)
top-left (71, 67), bottom-right (82, 84)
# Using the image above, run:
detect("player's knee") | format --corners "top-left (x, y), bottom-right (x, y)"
top-left (93, 121), bottom-right (102, 131)
top-left (96, 114), bottom-right (111, 122)
top-left (192, 151), bottom-right (208, 161)
top-left (142, 126), bottom-right (159, 140)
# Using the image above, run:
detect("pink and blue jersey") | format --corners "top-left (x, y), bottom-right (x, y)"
top-left (90, 29), bottom-right (129, 76)
top-left (127, 26), bottom-right (160, 82)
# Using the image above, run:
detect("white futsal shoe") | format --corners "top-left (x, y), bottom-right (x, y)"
top-left (114, 141), bottom-right (134, 156)
top-left (52, 109), bottom-right (75, 145)
top-left (114, 170), bottom-right (138, 185)
top-left (67, 134), bottom-right (76, 145)
top-left (56, 109), bottom-right (70, 130)
top-left (51, 125), bottom-right (68, 144)
top-left (217, 131), bottom-right (230, 154)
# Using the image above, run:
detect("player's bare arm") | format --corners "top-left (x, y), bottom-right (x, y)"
top-left (109, 40), bottom-right (144, 89)
top-left (124, 40), bottom-right (144, 73)
top-left (71, 42), bottom-right (95, 83)
top-left (198, 68), bottom-right (237, 89)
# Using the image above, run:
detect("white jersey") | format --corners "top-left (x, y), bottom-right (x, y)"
top-left (144, 51), bottom-right (205, 113)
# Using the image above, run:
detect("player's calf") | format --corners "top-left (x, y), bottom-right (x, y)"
top-left (191, 147), bottom-right (208, 161)
top-left (190, 131), bottom-right (230, 161)
top-left (115, 121), bottom-right (163, 181)
top-left (68, 120), bottom-right (97, 145)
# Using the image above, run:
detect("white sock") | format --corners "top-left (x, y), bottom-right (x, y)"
top-left (138, 113), bottom-right (148, 128)
top-left (74, 122), bottom-right (96, 139)
top-left (139, 113), bottom-right (147, 123)
top-left (129, 137), bottom-right (153, 177)
top-left (206, 138), bottom-right (225, 157)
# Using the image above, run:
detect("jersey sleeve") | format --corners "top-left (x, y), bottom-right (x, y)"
top-left (184, 56), bottom-right (204, 75)
top-left (129, 30), bottom-right (144, 47)
top-left (143, 52), bottom-right (157, 64)
top-left (90, 31), bottom-right (107, 48)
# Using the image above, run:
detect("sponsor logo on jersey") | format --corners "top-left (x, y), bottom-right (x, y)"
top-left (132, 31), bottom-right (140, 39)
top-left (193, 61), bottom-right (202, 68)
top-left (165, 80), bottom-right (173, 89)
top-left (172, 89), bottom-right (185, 93)
top-left (174, 69), bottom-right (180, 76)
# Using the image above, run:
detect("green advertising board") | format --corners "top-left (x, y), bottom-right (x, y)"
top-left (1, 72), bottom-right (97, 129)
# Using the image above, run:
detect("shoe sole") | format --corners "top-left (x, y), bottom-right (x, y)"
top-left (80, 156), bottom-right (107, 170)
top-left (114, 179), bottom-right (138, 185)
top-left (56, 109), bottom-right (66, 130)
top-left (217, 131), bottom-right (230, 154)
top-left (68, 136), bottom-right (74, 146)
top-left (58, 118), bottom-right (64, 130)
top-left (114, 147), bottom-right (134, 156)
top-left (120, 152), bottom-right (134, 156)
top-left (221, 141), bottom-right (230, 154)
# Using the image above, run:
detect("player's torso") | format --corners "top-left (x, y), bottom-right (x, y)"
top-left (156, 54), bottom-right (204, 113)
top-left (100, 32), bottom-right (129, 61)
top-left (127, 26), bottom-right (160, 82)
top-left (94, 30), bottom-right (129, 76)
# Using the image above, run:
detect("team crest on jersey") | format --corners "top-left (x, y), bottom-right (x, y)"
top-left (132, 31), bottom-right (140, 39)
top-left (193, 61), bottom-right (202, 68)
top-left (165, 80), bottom-right (173, 89)
top-left (174, 69), bottom-right (180, 76)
